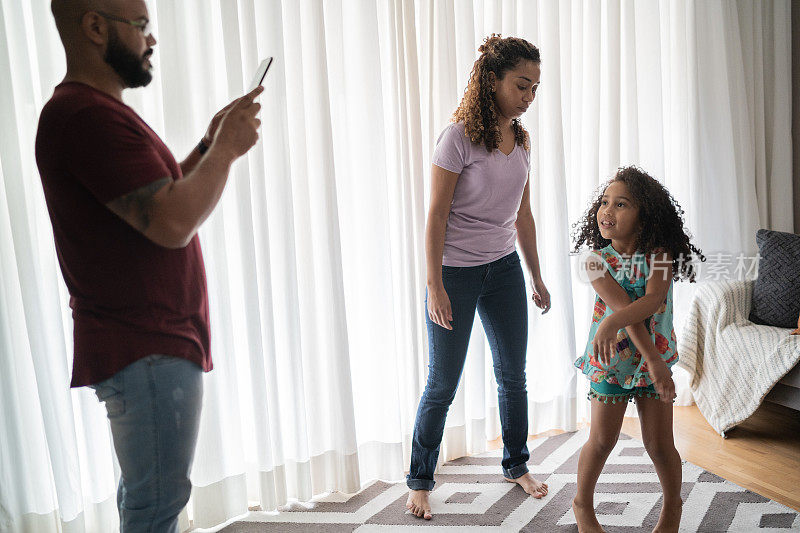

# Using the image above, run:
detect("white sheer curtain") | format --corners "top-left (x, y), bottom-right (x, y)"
top-left (0, 0), bottom-right (791, 531)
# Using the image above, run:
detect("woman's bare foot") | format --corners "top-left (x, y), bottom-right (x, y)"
top-left (572, 498), bottom-right (606, 533)
top-left (652, 499), bottom-right (682, 533)
top-left (503, 473), bottom-right (549, 498)
top-left (406, 489), bottom-right (432, 519)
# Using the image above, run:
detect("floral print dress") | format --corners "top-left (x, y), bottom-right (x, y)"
top-left (574, 244), bottom-right (678, 389)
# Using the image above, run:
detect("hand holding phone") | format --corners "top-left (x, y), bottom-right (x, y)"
top-left (203, 59), bottom-right (271, 152)
top-left (214, 86), bottom-right (263, 159)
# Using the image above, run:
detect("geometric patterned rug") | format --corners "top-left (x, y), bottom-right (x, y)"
top-left (218, 428), bottom-right (800, 532)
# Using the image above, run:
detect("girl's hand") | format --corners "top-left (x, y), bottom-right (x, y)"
top-left (592, 317), bottom-right (619, 365)
top-left (531, 276), bottom-right (551, 314)
top-left (427, 284), bottom-right (453, 330)
top-left (649, 360), bottom-right (676, 404)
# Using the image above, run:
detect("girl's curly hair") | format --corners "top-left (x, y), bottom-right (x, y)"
top-left (571, 166), bottom-right (706, 282)
top-left (453, 34), bottom-right (540, 152)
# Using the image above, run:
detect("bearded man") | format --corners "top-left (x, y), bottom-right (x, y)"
top-left (36, 1), bottom-right (263, 530)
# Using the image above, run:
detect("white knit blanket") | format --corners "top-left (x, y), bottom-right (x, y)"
top-left (677, 280), bottom-right (800, 435)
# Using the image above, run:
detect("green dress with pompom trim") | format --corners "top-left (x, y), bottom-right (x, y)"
top-left (574, 244), bottom-right (678, 402)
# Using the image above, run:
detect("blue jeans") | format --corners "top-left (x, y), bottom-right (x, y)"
top-left (91, 355), bottom-right (203, 533)
top-left (407, 251), bottom-right (530, 490)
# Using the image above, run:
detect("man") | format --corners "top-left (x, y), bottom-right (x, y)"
top-left (36, 0), bottom-right (262, 530)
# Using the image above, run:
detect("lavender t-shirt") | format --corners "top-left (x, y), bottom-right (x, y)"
top-left (432, 121), bottom-right (530, 266)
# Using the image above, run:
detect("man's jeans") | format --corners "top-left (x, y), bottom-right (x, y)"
top-left (91, 355), bottom-right (203, 532)
top-left (407, 251), bottom-right (530, 491)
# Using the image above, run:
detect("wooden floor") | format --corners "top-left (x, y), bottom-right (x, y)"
top-left (622, 402), bottom-right (800, 511)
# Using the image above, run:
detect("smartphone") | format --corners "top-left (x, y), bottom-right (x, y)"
top-left (247, 57), bottom-right (273, 92)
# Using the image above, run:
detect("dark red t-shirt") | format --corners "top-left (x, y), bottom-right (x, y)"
top-left (35, 82), bottom-right (212, 387)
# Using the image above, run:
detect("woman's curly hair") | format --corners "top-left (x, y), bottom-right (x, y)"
top-left (571, 166), bottom-right (706, 282)
top-left (453, 34), bottom-right (540, 152)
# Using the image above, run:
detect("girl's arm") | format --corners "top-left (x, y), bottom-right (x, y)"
top-left (589, 260), bottom-right (675, 402)
top-left (425, 164), bottom-right (460, 330)
top-left (588, 265), bottom-right (661, 364)
top-left (601, 252), bottom-right (672, 329)
top-left (515, 177), bottom-right (551, 312)
top-left (593, 252), bottom-right (672, 359)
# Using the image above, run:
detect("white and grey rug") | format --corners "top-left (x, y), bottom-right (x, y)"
top-left (218, 428), bottom-right (799, 532)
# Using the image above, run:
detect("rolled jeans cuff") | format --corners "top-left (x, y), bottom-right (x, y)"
top-left (406, 476), bottom-right (435, 491)
top-left (503, 462), bottom-right (529, 480)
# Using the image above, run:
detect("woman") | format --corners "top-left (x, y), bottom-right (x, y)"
top-left (406, 34), bottom-right (551, 520)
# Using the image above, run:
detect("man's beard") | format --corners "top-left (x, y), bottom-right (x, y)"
top-left (104, 26), bottom-right (153, 88)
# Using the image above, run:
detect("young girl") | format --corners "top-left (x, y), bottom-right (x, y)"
top-left (406, 35), bottom-right (550, 520)
top-left (571, 166), bottom-right (704, 533)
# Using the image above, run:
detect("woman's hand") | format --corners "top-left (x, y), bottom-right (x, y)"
top-left (531, 276), bottom-right (551, 314)
top-left (427, 284), bottom-right (453, 330)
top-left (649, 360), bottom-right (676, 404)
top-left (592, 317), bottom-right (619, 365)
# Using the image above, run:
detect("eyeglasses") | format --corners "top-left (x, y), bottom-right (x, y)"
top-left (95, 11), bottom-right (151, 36)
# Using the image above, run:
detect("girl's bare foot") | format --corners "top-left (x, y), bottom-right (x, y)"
top-left (503, 472), bottom-right (548, 498)
top-left (653, 499), bottom-right (682, 533)
top-left (572, 498), bottom-right (606, 533)
top-left (406, 489), bottom-right (432, 519)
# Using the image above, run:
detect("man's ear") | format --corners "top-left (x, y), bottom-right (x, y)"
top-left (81, 11), bottom-right (108, 46)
